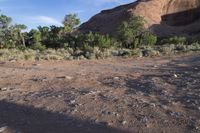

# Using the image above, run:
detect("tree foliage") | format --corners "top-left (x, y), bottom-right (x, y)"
top-left (117, 16), bottom-right (158, 48)
top-left (63, 14), bottom-right (80, 33)
top-left (0, 11), bottom-right (162, 52)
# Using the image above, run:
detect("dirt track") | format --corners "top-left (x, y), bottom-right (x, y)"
top-left (0, 54), bottom-right (200, 133)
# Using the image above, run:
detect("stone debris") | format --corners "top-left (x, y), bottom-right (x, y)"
top-left (0, 87), bottom-right (16, 91)
top-left (56, 76), bottom-right (73, 80)
top-left (174, 74), bottom-right (178, 78)
top-left (122, 121), bottom-right (128, 126)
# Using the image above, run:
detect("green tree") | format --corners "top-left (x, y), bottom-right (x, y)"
top-left (63, 14), bottom-right (80, 33)
top-left (48, 25), bottom-right (64, 48)
top-left (28, 29), bottom-right (41, 45)
top-left (140, 32), bottom-right (157, 46)
top-left (28, 29), bottom-right (46, 51)
top-left (117, 16), bottom-right (145, 48)
top-left (13, 24), bottom-right (27, 47)
top-left (0, 13), bottom-right (12, 48)
top-left (38, 26), bottom-right (50, 45)
top-left (0, 12), bottom-right (27, 48)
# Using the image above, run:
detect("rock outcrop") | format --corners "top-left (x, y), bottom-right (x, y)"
top-left (79, 0), bottom-right (200, 38)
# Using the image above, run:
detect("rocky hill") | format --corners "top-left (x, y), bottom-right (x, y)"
top-left (79, 0), bottom-right (200, 38)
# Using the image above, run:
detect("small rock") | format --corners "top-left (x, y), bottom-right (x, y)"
top-left (174, 74), bottom-right (178, 78)
top-left (169, 111), bottom-right (180, 117)
top-left (114, 77), bottom-right (119, 80)
top-left (122, 121), bottom-right (127, 125)
top-left (186, 99), bottom-right (191, 103)
top-left (57, 76), bottom-right (72, 80)
top-left (150, 103), bottom-right (156, 107)
top-left (70, 100), bottom-right (76, 104)
top-left (66, 76), bottom-right (73, 80)
top-left (0, 87), bottom-right (8, 91)
top-left (141, 116), bottom-right (149, 124)
top-left (57, 95), bottom-right (62, 98)
top-left (153, 65), bottom-right (158, 68)
top-left (198, 107), bottom-right (200, 110)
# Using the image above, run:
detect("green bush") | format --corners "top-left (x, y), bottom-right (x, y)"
top-left (160, 36), bottom-right (187, 45)
top-left (80, 32), bottom-right (117, 50)
top-left (117, 16), bottom-right (145, 49)
top-left (141, 32), bottom-right (157, 46)
top-left (31, 43), bottom-right (46, 51)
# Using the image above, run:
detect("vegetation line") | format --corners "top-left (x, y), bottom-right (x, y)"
top-left (0, 12), bottom-right (200, 61)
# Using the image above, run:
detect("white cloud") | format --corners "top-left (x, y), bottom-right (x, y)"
top-left (30, 16), bottom-right (62, 26)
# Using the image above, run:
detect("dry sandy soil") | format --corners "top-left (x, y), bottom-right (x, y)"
top-left (0, 54), bottom-right (200, 133)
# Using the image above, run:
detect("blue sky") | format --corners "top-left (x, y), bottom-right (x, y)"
top-left (0, 0), bottom-right (133, 30)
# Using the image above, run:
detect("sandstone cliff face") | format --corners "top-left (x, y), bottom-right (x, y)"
top-left (79, 0), bottom-right (200, 38)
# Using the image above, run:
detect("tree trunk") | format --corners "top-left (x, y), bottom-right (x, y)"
top-left (19, 32), bottom-right (26, 47)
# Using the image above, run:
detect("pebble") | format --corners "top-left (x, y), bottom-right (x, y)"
top-left (169, 111), bottom-right (180, 117)
top-left (57, 95), bottom-right (62, 98)
top-left (0, 87), bottom-right (16, 91)
top-left (114, 77), bottom-right (119, 80)
top-left (57, 76), bottom-right (72, 80)
top-left (150, 103), bottom-right (156, 107)
top-left (0, 87), bottom-right (8, 91)
top-left (122, 121), bottom-right (127, 125)
top-left (198, 107), bottom-right (200, 110)
top-left (65, 76), bottom-right (73, 80)
top-left (154, 65), bottom-right (158, 68)
top-left (141, 116), bottom-right (149, 124)
top-left (174, 74), bottom-right (178, 78)
top-left (70, 100), bottom-right (76, 104)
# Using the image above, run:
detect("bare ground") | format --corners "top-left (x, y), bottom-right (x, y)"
top-left (0, 54), bottom-right (200, 133)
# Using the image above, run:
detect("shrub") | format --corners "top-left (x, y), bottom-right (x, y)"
top-left (31, 43), bottom-right (46, 51)
top-left (80, 32), bottom-right (117, 50)
top-left (160, 36), bottom-right (187, 45)
top-left (140, 32), bottom-right (157, 46)
top-left (117, 16), bottom-right (145, 49)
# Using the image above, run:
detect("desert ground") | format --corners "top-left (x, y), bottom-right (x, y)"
top-left (0, 54), bottom-right (200, 133)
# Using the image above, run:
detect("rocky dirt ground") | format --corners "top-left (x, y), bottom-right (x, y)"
top-left (0, 54), bottom-right (200, 133)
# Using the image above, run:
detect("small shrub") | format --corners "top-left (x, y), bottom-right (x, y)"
top-left (31, 43), bottom-right (46, 51)
top-left (141, 32), bottom-right (157, 46)
top-left (83, 32), bottom-right (116, 49)
top-left (158, 44), bottom-right (175, 55)
top-left (131, 49), bottom-right (143, 57)
top-left (161, 36), bottom-right (187, 45)
top-left (188, 42), bottom-right (200, 51)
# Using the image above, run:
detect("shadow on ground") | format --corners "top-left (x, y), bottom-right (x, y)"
top-left (0, 100), bottom-right (129, 133)
top-left (125, 55), bottom-right (200, 111)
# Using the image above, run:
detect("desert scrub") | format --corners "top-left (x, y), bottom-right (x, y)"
top-left (0, 49), bottom-right (36, 61)
top-left (157, 44), bottom-right (175, 55)
top-left (131, 48), bottom-right (143, 57)
top-left (160, 36), bottom-right (187, 45)
top-left (0, 43), bottom-right (200, 61)
top-left (141, 46), bottom-right (160, 57)
top-left (187, 42), bottom-right (200, 51)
